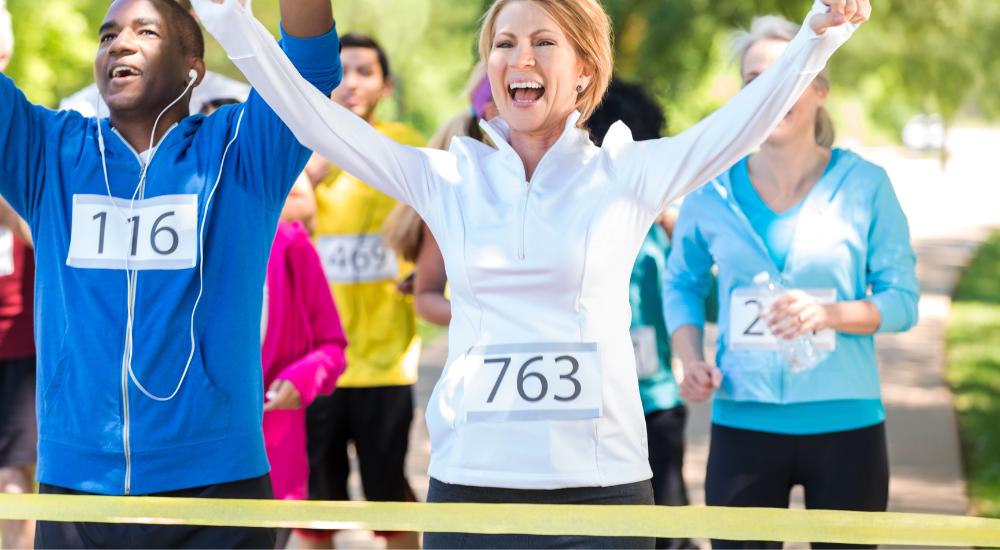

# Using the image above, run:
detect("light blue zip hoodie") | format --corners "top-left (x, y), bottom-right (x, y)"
top-left (665, 149), bottom-right (919, 405)
top-left (0, 27), bottom-right (341, 495)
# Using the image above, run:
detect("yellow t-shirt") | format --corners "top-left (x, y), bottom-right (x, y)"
top-left (314, 121), bottom-right (426, 387)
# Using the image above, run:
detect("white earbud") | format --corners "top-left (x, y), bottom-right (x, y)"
top-left (188, 69), bottom-right (198, 84)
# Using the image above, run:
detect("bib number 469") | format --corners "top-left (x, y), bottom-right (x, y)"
top-left (316, 234), bottom-right (399, 283)
top-left (464, 343), bottom-right (602, 423)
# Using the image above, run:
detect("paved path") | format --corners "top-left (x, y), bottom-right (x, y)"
top-left (339, 128), bottom-right (1000, 547)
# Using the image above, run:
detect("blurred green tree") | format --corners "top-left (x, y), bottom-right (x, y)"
top-left (2, 0), bottom-right (998, 140)
top-left (4, 0), bottom-right (100, 106)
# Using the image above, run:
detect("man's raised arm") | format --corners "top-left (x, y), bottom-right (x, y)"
top-left (210, 0), bottom-right (333, 38)
top-left (281, 0), bottom-right (333, 38)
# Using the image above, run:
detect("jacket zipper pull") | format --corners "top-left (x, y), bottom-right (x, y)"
top-left (518, 181), bottom-right (531, 260)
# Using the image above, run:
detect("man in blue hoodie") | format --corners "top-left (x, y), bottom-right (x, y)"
top-left (0, 0), bottom-right (341, 547)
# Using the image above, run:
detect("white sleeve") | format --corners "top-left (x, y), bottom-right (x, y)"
top-left (609, 0), bottom-right (858, 212)
top-left (190, 0), bottom-right (454, 213)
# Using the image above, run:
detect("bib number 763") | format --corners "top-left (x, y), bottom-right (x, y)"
top-left (67, 194), bottom-right (199, 270)
top-left (463, 343), bottom-right (602, 423)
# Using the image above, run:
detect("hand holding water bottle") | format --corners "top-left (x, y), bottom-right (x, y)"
top-left (768, 290), bottom-right (832, 339)
top-left (753, 272), bottom-right (830, 373)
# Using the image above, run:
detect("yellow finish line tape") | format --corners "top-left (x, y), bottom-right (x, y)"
top-left (2, 494), bottom-right (999, 547)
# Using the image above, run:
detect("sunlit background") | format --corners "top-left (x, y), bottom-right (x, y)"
top-left (2, 0), bottom-right (998, 543)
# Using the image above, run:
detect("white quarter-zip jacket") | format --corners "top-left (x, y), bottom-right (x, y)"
top-left (193, 0), bottom-right (857, 489)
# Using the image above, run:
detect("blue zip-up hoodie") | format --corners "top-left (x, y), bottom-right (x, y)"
top-left (665, 149), bottom-right (919, 404)
top-left (0, 27), bottom-right (341, 496)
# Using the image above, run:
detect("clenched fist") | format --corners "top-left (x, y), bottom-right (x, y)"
top-left (811, 0), bottom-right (871, 34)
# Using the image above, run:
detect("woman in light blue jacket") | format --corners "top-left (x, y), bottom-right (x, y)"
top-left (665, 15), bottom-right (918, 550)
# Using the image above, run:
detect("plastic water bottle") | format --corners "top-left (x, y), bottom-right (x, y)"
top-left (753, 272), bottom-right (828, 373)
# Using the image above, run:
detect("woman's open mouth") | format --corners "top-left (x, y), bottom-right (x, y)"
top-left (508, 80), bottom-right (545, 107)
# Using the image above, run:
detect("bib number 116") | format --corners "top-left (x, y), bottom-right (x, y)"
top-left (67, 194), bottom-right (199, 270)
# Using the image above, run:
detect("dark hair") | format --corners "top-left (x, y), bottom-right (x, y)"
top-left (149, 0), bottom-right (204, 59)
top-left (339, 32), bottom-right (391, 80)
top-left (587, 80), bottom-right (666, 146)
top-left (201, 97), bottom-right (240, 115)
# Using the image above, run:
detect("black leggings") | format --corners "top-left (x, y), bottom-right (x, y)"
top-left (706, 422), bottom-right (889, 550)
top-left (424, 478), bottom-right (655, 549)
top-left (646, 406), bottom-right (696, 549)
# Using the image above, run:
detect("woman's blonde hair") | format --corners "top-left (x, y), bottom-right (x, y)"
top-left (382, 204), bottom-right (425, 263)
top-left (478, 0), bottom-right (613, 125)
top-left (733, 15), bottom-right (835, 148)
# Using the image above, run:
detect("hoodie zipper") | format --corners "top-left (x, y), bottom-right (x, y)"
top-left (109, 124), bottom-right (177, 495)
top-left (122, 354), bottom-right (132, 494)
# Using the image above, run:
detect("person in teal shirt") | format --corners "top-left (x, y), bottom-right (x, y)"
top-left (590, 81), bottom-right (693, 550)
top-left (665, 15), bottom-right (918, 550)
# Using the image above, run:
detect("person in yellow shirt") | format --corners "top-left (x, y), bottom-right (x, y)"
top-left (296, 33), bottom-right (424, 550)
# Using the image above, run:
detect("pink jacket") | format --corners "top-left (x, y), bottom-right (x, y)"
top-left (263, 221), bottom-right (347, 500)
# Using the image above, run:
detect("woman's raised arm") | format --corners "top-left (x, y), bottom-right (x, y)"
top-left (192, 0), bottom-right (456, 213)
top-left (611, 0), bottom-right (869, 213)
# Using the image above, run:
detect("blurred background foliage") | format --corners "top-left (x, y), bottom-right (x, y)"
top-left (4, 0), bottom-right (999, 140)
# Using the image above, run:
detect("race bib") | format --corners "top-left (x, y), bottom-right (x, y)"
top-left (729, 288), bottom-right (837, 351)
top-left (0, 228), bottom-right (13, 276)
top-left (631, 327), bottom-right (660, 380)
top-left (67, 194), bottom-right (198, 270)
top-left (463, 342), bottom-right (603, 423)
top-left (316, 234), bottom-right (399, 283)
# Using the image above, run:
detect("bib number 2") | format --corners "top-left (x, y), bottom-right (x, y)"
top-left (729, 288), bottom-right (837, 351)
top-left (67, 194), bottom-right (199, 270)
top-left (464, 343), bottom-right (602, 423)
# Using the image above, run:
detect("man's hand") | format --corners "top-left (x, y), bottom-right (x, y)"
top-left (811, 0), bottom-right (871, 34)
top-left (680, 360), bottom-right (723, 403)
top-left (263, 379), bottom-right (303, 412)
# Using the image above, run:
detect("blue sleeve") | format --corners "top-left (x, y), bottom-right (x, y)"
top-left (232, 23), bottom-right (342, 207)
top-left (0, 74), bottom-right (56, 221)
top-left (866, 171), bottom-right (920, 333)
top-left (664, 199), bottom-right (715, 335)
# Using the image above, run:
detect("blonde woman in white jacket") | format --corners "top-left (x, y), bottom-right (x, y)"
top-left (197, 0), bottom-right (870, 547)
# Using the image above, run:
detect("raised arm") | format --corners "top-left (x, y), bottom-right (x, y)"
top-left (0, 74), bottom-right (59, 224)
top-left (279, 0), bottom-right (333, 39)
top-left (611, 0), bottom-right (869, 213)
top-left (193, 0), bottom-right (453, 214)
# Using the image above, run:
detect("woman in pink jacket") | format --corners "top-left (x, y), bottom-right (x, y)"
top-left (262, 220), bottom-right (347, 505)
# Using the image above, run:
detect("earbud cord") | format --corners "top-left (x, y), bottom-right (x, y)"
top-left (121, 75), bottom-right (198, 401)
top-left (97, 76), bottom-right (243, 402)
top-left (130, 106), bottom-right (245, 402)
